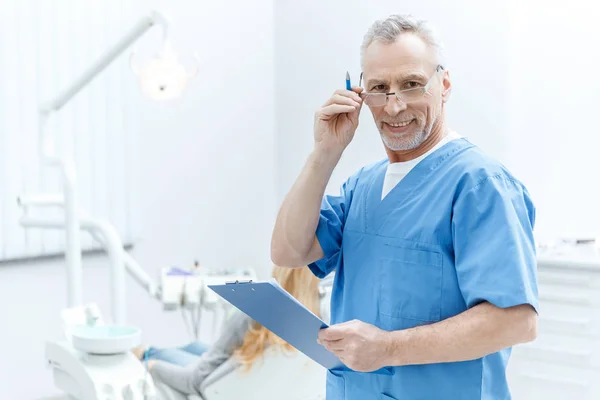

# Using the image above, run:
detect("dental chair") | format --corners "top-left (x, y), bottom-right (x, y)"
top-left (153, 346), bottom-right (326, 400)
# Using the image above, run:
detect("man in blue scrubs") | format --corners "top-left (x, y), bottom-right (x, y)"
top-left (271, 14), bottom-right (538, 400)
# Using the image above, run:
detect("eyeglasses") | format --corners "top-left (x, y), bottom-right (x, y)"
top-left (359, 65), bottom-right (444, 107)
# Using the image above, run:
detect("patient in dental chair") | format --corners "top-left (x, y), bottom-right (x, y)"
top-left (132, 265), bottom-right (323, 396)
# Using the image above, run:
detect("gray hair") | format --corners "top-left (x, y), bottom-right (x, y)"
top-left (360, 15), bottom-right (445, 68)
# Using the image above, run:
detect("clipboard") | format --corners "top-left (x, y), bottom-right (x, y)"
top-left (208, 279), bottom-right (393, 376)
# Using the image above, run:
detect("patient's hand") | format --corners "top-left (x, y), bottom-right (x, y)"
top-left (131, 345), bottom-right (146, 360)
top-left (147, 360), bottom-right (158, 371)
top-left (131, 345), bottom-right (156, 371)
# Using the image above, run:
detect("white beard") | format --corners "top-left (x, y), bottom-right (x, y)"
top-left (381, 105), bottom-right (441, 151)
top-left (381, 128), bottom-right (429, 151)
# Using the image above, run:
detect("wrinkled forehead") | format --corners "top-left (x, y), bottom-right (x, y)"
top-left (362, 34), bottom-right (437, 84)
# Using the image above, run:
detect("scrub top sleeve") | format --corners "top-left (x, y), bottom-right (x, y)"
top-left (308, 173), bottom-right (359, 279)
top-left (452, 175), bottom-right (539, 313)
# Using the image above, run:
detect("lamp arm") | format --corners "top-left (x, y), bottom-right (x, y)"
top-left (41, 10), bottom-right (170, 114)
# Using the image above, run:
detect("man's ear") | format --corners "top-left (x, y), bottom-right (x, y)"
top-left (441, 70), bottom-right (452, 103)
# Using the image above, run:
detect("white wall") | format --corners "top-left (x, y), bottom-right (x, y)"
top-left (0, 0), bottom-right (276, 398)
top-left (274, 0), bottom-right (600, 240)
top-left (505, 0), bottom-right (600, 239)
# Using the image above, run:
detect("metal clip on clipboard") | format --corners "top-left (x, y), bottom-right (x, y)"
top-left (225, 279), bottom-right (253, 285)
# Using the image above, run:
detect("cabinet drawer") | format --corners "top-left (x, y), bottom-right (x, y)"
top-left (539, 282), bottom-right (600, 308)
top-left (508, 358), bottom-right (600, 400)
top-left (513, 332), bottom-right (600, 369)
top-left (538, 302), bottom-right (600, 337)
top-left (538, 269), bottom-right (600, 289)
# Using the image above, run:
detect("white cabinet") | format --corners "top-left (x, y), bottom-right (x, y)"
top-left (508, 246), bottom-right (600, 400)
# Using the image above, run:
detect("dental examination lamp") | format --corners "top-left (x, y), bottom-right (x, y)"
top-left (14, 10), bottom-right (214, 400)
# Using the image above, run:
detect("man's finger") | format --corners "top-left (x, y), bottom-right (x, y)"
top-left (317, 336), bottom-right (342, 347)
top-left (320, 338), bottom-right (346, 353)
top-left (321, 340), bottom-right (346, 353)
top-left (324, 90), bottom-right (363, 106)
top-left (318, 104), bottom-right (358, 119)
top-left (318, 326), bottom-right (348, 341)
top-left (320, 337), bottom-right (344, 345)
top-left (327, 94), bottom-right (361, 108)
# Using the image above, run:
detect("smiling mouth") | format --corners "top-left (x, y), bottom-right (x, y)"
top-left (383, 119), bottom-right (415, 134)
top-left (386, 120), bottom-right (413, 128)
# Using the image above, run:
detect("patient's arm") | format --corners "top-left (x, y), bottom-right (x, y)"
top-left (150, 310), bottom-right (252, 395)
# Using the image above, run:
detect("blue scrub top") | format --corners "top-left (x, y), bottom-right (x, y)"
top-left (309, 138), bottom-right (538, 400)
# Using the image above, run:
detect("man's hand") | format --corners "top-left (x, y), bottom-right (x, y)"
top-left (313, 87), bottom-right (363, 154)
top-left (317, 319), bottom-right (390, 372)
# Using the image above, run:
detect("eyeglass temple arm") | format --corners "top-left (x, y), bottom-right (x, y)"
top-left (422, 64), bottom-right (445, 92)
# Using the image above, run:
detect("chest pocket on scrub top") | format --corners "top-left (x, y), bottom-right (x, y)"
top-left (379, 242), bottom-right (443, 323)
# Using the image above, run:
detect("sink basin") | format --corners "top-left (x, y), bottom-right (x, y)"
top-left (71, 324), bottom-right (141, 354)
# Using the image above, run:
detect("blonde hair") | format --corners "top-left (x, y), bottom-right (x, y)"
top-left (232, 265), bottom-right (320, 371)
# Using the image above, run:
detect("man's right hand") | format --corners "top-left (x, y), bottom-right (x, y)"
top-left (313, 87), bottom-right (363, 153)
